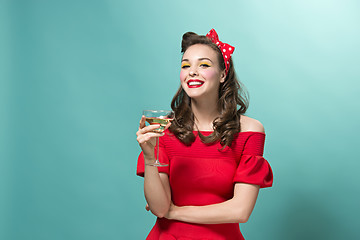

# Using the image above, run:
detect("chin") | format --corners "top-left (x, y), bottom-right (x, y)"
top-left (183, 89), bottom-right (203, 99)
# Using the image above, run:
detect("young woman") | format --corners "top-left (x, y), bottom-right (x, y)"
top-left (136, 29), bottom-right (273, 240)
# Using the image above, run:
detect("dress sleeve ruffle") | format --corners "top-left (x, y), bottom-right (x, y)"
top-left (136, 146), bottom-right (170, 177)
top-left (233, 154), bottom-right (273, 188)
top-left (233, 132), bottom-right (273, 188)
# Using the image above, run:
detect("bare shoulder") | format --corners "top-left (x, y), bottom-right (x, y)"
top-left (240, 115), bottom-right (265, 133)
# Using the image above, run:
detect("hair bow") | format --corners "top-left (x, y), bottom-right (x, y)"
top-left (206, 29), bottom-right (234, 74)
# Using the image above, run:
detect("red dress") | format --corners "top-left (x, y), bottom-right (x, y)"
top-left (137, 130), bottom-right (273, 240)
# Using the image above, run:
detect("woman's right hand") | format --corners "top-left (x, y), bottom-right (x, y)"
top-left (136, 115), bottom-right (164, 161)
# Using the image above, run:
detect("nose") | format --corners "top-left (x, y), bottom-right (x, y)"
top-left (189, 66), bottom-right (198, 76)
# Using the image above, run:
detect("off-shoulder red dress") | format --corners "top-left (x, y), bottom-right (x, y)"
top-left (137, 130), bottom-right (273, 240)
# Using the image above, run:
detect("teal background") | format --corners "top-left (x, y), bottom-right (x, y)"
top-left (1, 0), bottom-right (359, 239)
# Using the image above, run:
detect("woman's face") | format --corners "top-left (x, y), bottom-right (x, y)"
top-left (180, 44), bottom-right (226, 101)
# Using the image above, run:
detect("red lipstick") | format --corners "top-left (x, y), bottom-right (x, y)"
top-left (187, 79), bottom-right (204, 88)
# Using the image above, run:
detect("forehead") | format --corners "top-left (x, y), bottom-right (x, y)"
top-left (182, 44), bottom-right (219, 62)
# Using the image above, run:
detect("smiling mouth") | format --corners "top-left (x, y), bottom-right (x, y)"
top-left (187, 80), bottom-right (204, 88)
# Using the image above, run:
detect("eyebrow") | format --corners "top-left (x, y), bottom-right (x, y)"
top-left (181, 58), bottom-right (213, 63)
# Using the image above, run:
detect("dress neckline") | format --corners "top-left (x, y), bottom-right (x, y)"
top-left (193, 130), bottom-right (265, 135)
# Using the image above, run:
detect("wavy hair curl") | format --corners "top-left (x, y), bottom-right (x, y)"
top-left (169, 31), bottom-right (249, 148)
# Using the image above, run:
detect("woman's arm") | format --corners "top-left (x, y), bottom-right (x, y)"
top-left (137, 116), bottom-right (172, 218)
top-left (144, 170), bottom-right (171, 218)
top-left (165, 183), bottom-right (260, 224)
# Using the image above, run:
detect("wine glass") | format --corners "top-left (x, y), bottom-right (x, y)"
top-left (143, 110), bottom-right (174, 167)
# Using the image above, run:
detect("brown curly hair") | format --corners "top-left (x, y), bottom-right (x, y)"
top-left (169, 31), bottom-right (249, 148)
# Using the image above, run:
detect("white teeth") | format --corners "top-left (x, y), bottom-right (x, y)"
top-left (188, 81), bottom-right (203, 86)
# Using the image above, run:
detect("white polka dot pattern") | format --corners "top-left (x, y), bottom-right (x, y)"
top-left (206, 28), bottom-right (235, 75)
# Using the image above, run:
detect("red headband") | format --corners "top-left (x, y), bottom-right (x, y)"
top-left (206, 29), bottom-right (234, 74)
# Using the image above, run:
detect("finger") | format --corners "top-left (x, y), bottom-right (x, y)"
top-left (139, 115), bottom-right (146, 129)
top-left (137, 131), bottom-right (164, 144)
top-left (137, 123), bottom-right (158, 136)
top-left (163, 121), bottom-right (172, 131)
top-left (137, 124), bottom-right (162, 135)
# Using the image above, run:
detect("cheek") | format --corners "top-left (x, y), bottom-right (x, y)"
top-left (201, 68), bottom-right (218, 80)
top-left (180, 71), bottom-right (187, 82)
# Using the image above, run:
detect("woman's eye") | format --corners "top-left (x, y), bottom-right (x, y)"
top-left (200, 63), bottom-right (211, 67)
top-left (181, 64), bottom-right (190, 69)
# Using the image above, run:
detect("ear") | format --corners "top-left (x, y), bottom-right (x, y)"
top-left (220, 70), bottom-right (226, 83)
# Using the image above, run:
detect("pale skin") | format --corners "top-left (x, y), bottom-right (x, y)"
top-left (136, 44), bottom-right (265, 223)
top-left (136, 119), bottom-right (172, 218)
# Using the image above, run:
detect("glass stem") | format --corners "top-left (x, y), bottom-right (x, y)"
top-left (156, 137), bottom-right (159, 161)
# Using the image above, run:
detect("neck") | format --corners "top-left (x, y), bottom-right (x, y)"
top-left (191, 97), bottom-right (220, 131)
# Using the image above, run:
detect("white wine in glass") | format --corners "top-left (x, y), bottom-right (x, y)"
top-left (143, 110), bottom-right (174, 167)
